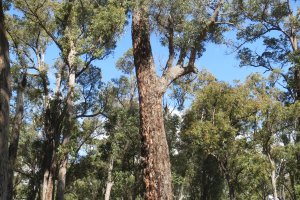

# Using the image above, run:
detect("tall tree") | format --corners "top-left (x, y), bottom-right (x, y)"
top-left (12, 0), bottom-right (126, 198)
top-left (131, 0), bottom-right (225, 198)
top-left (232, 0), bottom-right (300, 196)
top-left (0, 0), bottom-right (10, 199)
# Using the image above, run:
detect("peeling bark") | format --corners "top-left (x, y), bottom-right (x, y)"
top-left (132, 5), bottom-right (173, 199)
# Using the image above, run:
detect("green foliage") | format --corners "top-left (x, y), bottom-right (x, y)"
top-left (178, 73), bottom-right (299, 199)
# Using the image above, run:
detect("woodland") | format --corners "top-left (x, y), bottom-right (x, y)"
top-left (0, 0), bottom-right (300, 200)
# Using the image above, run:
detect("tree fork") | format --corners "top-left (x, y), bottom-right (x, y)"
top-left (132, 4), bottom-right (173, 199)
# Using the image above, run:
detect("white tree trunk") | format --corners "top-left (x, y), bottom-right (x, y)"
top-left (105, 158), bottom-right (114, 200)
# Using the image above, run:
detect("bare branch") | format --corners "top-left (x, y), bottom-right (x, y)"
top-left (76, 110), bottom-right (109, 119)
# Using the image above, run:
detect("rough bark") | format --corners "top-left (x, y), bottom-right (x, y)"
top-left (136, 75), bottom-right (173, 200)
top-left (8, 74), bottom-right (26, 200)
top-left (41, 166), bottom-right (54, 200)
top-left (132, 5), bottom-right (173, 199)
top-left (0, 1), bottom-right (10, 198)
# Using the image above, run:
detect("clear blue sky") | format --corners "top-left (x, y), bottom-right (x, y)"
top-left (43, 20), bottom-right (265, 87)
top-left (90, 23), bottom-right (265, 84)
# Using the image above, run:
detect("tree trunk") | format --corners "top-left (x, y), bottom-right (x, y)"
top-left (178, 183), bottom-right (184, 200)
top-left (289, 34), bottom-right (300, 198)
top-left (41, 103), bottom-right (60, 200)
top-left (26, 174), bottom-right (40, 200)
top-left (132, 3), bottom-right (173, 199)
top-left (8, 74), bottom-right (26, 200)
top-left (0, 1), bottom-right (10, 199)
top-left (225, 174), bottom-right (235, 200)
top-left (228, 186), bottom-right (235, 200)
top-left (131, 0), bottom-right (213, 197)
top-left (268, 154), bottom-right (278, 200)
top-left (137, 78), bottom-right (172, 200)
top-left (39, 50), bottom-right (56, 200)
top-left (40, 128), bottom-right (56, 200)
top-left (56, 44), bottom-right (76, 200)
top-left (41, 166), bottom-right (54, 200)
top-left (105, 157), bottom-right (114, 200)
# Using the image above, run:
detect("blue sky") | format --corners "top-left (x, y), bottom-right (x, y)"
top-left (11, 1), bottom-right (300, 92)
top-left (9, 4), bottom-right (266, 94)
top-left (44, 20), bottom-right (265, 86)
top-left (100, 25), bottom-right (265, 83)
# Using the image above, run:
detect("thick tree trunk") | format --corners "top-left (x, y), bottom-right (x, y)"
top-left (0, 1), bottom-right (10, 199)
top-left (41, 125), bottom-right (56, 200)
top-left (41, 166), bottom-right (54, 200)
top-left (8, 74), bottom-right (26, 200)
top-left (41, 139), bottom-right (55, 200)
top-left (56, 45), bottom-right (76, 200)
top-left (131, 0), bottom-right (217, 197)
top-left (132, 3), bottom-right (173, 199)
top-left (39, 50), bottom-right (56, 200)
top-left (138, 77), bottom-right (173, 199)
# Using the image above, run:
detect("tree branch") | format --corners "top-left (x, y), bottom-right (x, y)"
top-left (160, 0), bottom-right (223, 92)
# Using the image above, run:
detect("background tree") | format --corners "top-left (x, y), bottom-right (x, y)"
top-left (231, 1), bottom-right (300, 196)
top-left (0, 0), bottom-right (10, 198)
top-left (10, 0), bottom-right (127, 199)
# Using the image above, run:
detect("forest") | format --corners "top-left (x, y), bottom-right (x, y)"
top-left (0, 0), bottom-right (299, 199)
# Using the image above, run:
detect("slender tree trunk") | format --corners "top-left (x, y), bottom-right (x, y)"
top-left (8, 74), bottom-right (26, 200)
top-left (27, 173), bottom-right (40, 200)
top-left (0, 1), bottom-right (10, 198)
top-left (105, 157), bottom-right (114, 200)
top-left (41, 113), bottom-right (58, 200)
top-left (228, 186), bottom-right (235, 200)
top-left (178, 183), bottom-right (184, 200)
top-left (268, 154), bottom-right (278, 200)
top-left (289, 171), bottom-right (297, 200)
top-left (56, 44), bottom-right (76, 200)
top-left (225, 174), bottom-right (235, 200)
